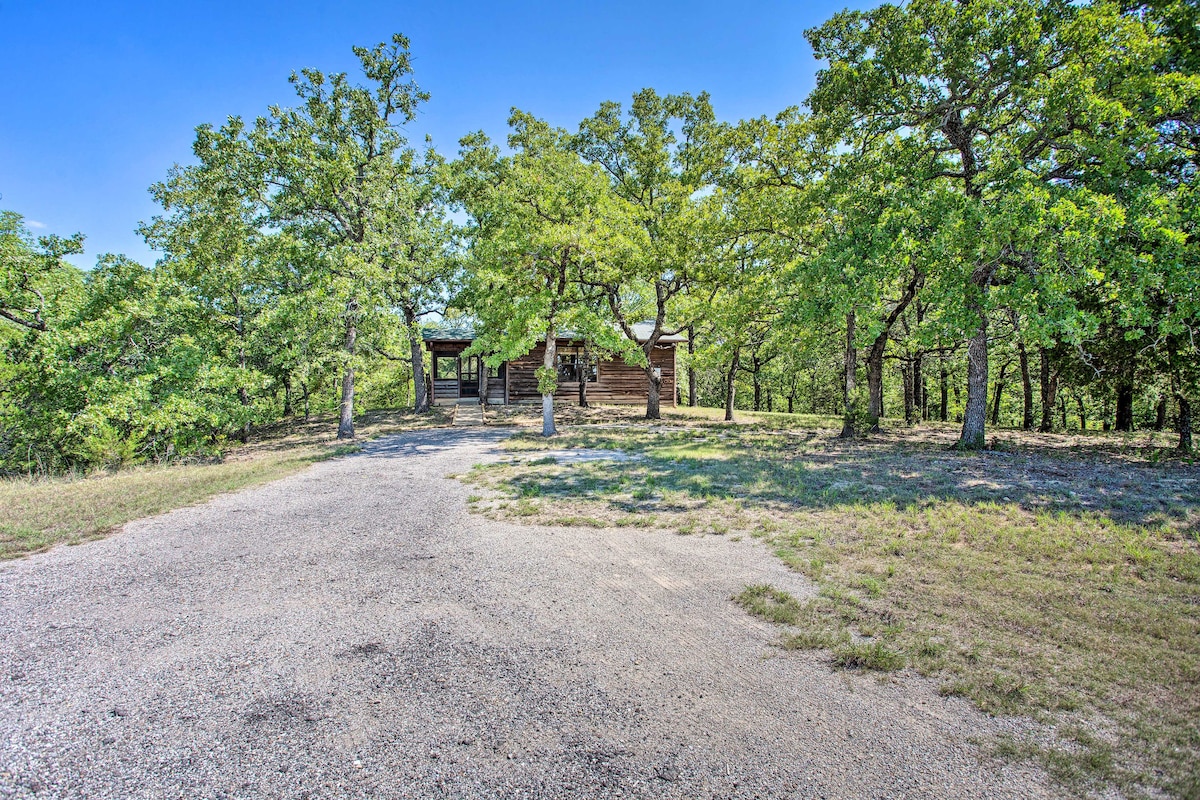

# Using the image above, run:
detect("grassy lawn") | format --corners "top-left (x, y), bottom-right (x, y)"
top-left (0, 407), bottom-right (452, 559)
top-left (463, 405), bottom-right (1200, 798)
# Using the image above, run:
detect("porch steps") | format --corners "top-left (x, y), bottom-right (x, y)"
top-left (453, 403), bottom-right (485, 427)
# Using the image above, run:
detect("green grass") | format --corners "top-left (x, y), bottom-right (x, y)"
top-left (733, 584), bottom-right (803, 624)
top-left (460, 405), bottom-right (1200, 797)
top-left (0, 407), bottom-right (451, 559)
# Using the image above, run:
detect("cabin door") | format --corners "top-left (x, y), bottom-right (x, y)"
top-left (459, 355), bottom-right (480, 398)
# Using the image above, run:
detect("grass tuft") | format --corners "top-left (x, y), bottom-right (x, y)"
top-left (733, 584), bottom-right (803, 625)
top-left (831, 641), bottom-right (906, 671)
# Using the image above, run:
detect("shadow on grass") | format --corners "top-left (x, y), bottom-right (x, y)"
top-left (498, 424), bottom-right (1199, 533)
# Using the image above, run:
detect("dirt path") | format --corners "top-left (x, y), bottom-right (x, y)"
top-left (0, 428), bottom-right (1058, 799)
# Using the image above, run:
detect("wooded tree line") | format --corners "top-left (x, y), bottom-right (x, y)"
top-left (2, 0), bottom-right (1196, 472)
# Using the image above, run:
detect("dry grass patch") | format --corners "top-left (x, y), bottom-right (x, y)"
top-left (1, 407), bottom-right (452, 559)
top-left (460, 407), bottom-right (1200, 798)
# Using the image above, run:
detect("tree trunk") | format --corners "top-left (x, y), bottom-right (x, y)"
top-left (990, 361), bottom-right (1008, 427)
top-left (1018, 342), bottom-right (1034, 430)
top-left (542, 324), bottom-right (557, 437)
top-left (1155, 397), bottom-right (1167, 431)
top-left (1060, 397), bottom-right (1068, 431)
top-left (840, 312), bottom-right (857, 438)
top-left (1076, 395), bottom-right (1087, 432)
top-left (301, 381), bottom-right (310, 421)
top-left (958, 310), bottom-right (989, 450)
top-left (578, 343), bottom-right (590, 408)
top-left (540, 326), bottom-right (556, 438)
top-left (1038, 348), bottom-right (1058, 433)
top-left (404, 305), bottom-right (430, 413)
top-left (283, 371), bottom-right (293, 418)
top-left (237, 344), bottom-right (251, 444)
top-left (337, 302), bottom-right (357, 440)
top-left (866, 341), bottom-right (885, 431)
top-left (902, 363), bottom-right (917, 425)
top-left (687, 325), bottom-right (698, 407)
top-left (1115, 383), bottom-right (1134, 432)
top-left (914, 354), bottom-right (925, 422)
top-left (724, 347), bottom-right (740, 422)
top-left (939, 358), bottom-right (949, 422)
top-left (788, 394), bottom-right (794, 414)
top-left (1177, 394), bottom-right (1193, 453)
top-left (752, 361), bottom-right (763, 412)
top-left (640, 338), bottom-right (664, 420)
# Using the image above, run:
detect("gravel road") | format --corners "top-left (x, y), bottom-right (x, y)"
top-left (0, 427), bottom-right (1059, 799)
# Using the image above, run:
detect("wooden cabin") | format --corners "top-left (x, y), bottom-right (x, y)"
top-left (422, 321), bottom-right (681, 406)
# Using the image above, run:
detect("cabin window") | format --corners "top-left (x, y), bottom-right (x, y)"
top-left (434, 356), bottom-right (458, 380)
top-left (556, 350), bottom-right (597, 383)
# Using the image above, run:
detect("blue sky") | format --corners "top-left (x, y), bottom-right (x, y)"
top-left (1, 1), bottom-right (864, 269)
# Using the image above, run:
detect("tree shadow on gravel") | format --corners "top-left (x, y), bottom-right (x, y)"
top-left (359, 428), bottom-right (512, 461)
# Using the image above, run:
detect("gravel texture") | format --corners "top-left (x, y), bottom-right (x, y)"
top-left (0, 427), bottom-right (1060, 799)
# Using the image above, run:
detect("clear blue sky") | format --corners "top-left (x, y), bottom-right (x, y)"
top-left (1, 1), bottom-right (865, 269)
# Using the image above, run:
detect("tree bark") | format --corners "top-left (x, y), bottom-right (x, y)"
top-left (866, 343), bottom-right (885, 431)
top-left (752, 359), bottom-right (763, 412)
top-left (404, 304), bottom-right (430, 413)
top-left (914, 354), bottom-right (925, 422)
top-left (337, 300), bottom-right (358, 440)
top-left (902, 362), bottom-right (917, 425)
top-left (1018, 343), bottom-right (1034, 430)
top-left (939, 358), bottom-right (949, 422)
top-left (724, 347), bottom-right (740, 422)
top-left (645, 359), bottom-right (663, 420)
top-left (990, 361), bottom-right (1008, 427)
top-left (283, 376), bottom-right (293, 418)
top-left (1039, 348), bottom-right (1058, 433)
top-left (839, 312), bottom-right (857, 438)
top-left (1115, 382), bottom-right (1134, 432)
top-left (237, 343), bottom-right (251, 444)
top-left (687, 325), bottom-right (698, 407)
top-left (542, 324), bottom-right (557, 437)
top-left (1155, 397), bottom-right (1167, 431)
top-left (1178, 393), bottom-right (1193, 453)
top-left (578, 343), bottom-right (590, 408)
top-left (958, 306), bottom-right (989, 450)
top-left (1076, 395), bottom-right (1087, 432)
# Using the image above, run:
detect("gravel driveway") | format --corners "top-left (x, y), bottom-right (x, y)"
top-left (0, 428), bottom-right (1058, 799)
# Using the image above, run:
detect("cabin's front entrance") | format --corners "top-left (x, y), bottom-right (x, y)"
top-left (432, 351), bottom-right (483, 403)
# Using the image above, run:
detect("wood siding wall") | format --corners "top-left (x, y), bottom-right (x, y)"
top-left (506, 343), bottom-right (676, 406)
top-left (433, 379), bottom-right (459, 401)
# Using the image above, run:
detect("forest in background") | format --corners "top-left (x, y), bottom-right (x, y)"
top-left (1, 0), bottom-right (1197, 473)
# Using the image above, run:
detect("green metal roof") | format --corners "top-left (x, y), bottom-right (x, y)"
top-left (422, 319), bottom-right (683, 344)
top-left (421, 320), bottom-right (478, 341)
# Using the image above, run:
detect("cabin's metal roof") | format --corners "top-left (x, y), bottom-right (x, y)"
top-left (421, 320), bottom-right (478, 342)
top-left (630, 322), bottom-right (687, 344)
top-left (421, 319), bottom-right (684, 344)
